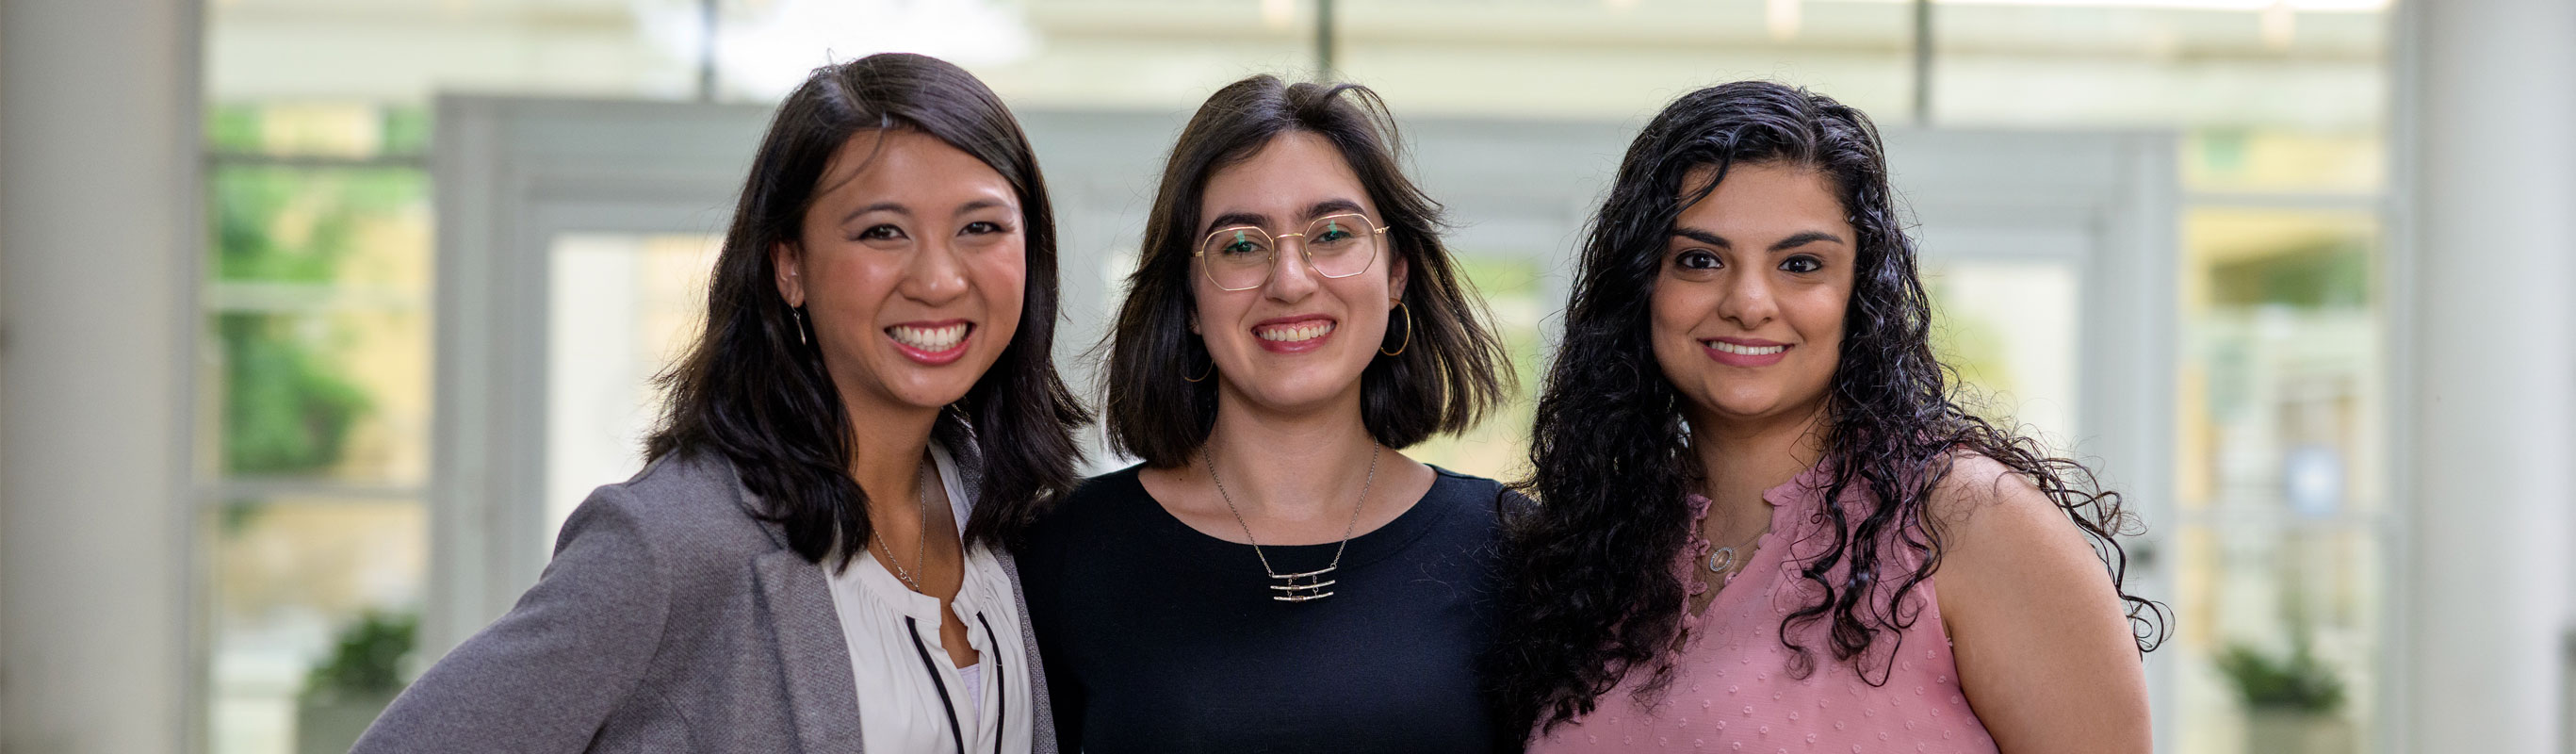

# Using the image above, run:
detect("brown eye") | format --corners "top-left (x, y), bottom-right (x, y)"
top-left (1676, 250), bottom-right (1722, 270)
top-left (962, 221), bottom-right (1005, 236)
top-left (855, 224), bottom-right (905, 242)
top-left (1780, 254), bottom-right (1822, 274)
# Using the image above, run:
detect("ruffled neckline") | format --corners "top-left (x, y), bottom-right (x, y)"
top-left (1676, 465), bottom-right (1828, 631)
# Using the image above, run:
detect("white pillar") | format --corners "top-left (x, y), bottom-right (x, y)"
top-left (2404, 0), bottom-right (2576, 750)
top-left (0, 1), bottom-right (198, 752)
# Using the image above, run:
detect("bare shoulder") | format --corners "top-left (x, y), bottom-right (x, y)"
top-left (1925, 451), bottom-right (2105, 587)
top-left (1929, 453), bottom-right (2071, 539)
top-left (1923, 453), bottom-right (2150, 752)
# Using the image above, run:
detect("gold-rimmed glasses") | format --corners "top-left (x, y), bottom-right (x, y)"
top-left (1194, 213), bottom-right (1390, 292)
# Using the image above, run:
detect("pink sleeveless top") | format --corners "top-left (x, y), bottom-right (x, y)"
top-left (1529, 467), bottom-right (1998, 754)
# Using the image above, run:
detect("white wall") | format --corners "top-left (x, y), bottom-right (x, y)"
top-left (0, 1), bottom-right (198, 752)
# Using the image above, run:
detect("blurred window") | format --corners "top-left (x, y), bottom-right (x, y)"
top-left (198, 103), bottom-right (434, 754)
top-left (2175, 206), bottom-right (2384, 753)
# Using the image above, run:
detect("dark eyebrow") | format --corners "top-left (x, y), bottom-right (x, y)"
top-left (1204, 198), bottom-right (1374, 237)
top-left (1769, 231), bottom-right (1845, 252)
top-left (1307, 199), bottom-right (1367, 221)
top-left (840, 202), bottom-right (910, 226)
top-left (1671, 227), bottom-right (1730, 249)
top-left (956, 198), bottom-right (1013, 216)
top-left (1204, 211), bottom-right (1270, 236)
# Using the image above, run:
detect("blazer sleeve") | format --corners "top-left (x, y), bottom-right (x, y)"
top-left (352, 485), bottom-right (673, 753)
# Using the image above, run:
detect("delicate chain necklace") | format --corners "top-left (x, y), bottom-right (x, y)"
top-left (868, 462), bottom-right (935, 593)
top-left (1701, 505), bottom-right (1768, 582)
top-left (1203, 442), bottom-right (1380, 602)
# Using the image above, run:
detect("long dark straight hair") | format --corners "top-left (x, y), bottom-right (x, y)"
top-left (646, 53), bottom-right (1088, 567)
top-left (1492, 81), bottom-right (2167, 734)
top-left (1100, 74), bottom-right (1511, 467)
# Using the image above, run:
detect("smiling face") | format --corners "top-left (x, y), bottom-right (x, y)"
top-left (1191, 131), bottom-right (1409, 417)
top-left (1650, 161), bottom-right (1857, 432)
top-left (773, 127), bottom-right (1027, 418)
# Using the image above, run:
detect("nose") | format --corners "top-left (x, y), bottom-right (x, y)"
top-left (1262, 235), bottom-right (1319, 303)
top-left (1714, 267), bottom-right (1778, 331)
top-left (900, 235), bottom-right (969, 306)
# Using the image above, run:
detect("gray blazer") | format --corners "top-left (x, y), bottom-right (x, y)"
top-left (353, 451), bottom-right (1057, 753)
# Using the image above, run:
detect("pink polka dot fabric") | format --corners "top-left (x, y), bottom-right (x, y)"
top-left (1528, 467), bottom-right (1998, 754)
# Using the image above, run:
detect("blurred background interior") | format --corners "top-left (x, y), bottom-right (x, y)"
top-left (0, 0), bottom-right (2568, 752)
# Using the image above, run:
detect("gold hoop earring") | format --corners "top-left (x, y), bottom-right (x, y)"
top-left (1182, 351), bottom-right (1215, 383)
top-left (1379, 300), bottom-right (1412, 356)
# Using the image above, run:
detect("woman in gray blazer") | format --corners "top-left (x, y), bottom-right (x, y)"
top-left (354, 52), bottom-right (1088, 754)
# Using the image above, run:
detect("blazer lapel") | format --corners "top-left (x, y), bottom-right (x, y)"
top-left (753, 548), bottom-right (865, 753)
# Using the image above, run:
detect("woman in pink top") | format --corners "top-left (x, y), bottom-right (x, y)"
top-left (1492, 82), bottom-right (2167, 753)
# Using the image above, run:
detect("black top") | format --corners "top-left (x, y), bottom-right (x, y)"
top-left (1018, 463), bottom-right (1519, 754)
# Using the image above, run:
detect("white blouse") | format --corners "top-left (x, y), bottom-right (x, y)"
top-left (822, 443), bottom-right (1034, 754)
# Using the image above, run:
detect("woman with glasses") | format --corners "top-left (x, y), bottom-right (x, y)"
top-left (1015, 75), bottom-right (1517, 752)
top-left (354, 53), bottom-right (1087, 753)
top-left (1489, 82), bottom-right (2163, 753)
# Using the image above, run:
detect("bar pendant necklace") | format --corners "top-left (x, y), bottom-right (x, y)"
top-left (1204, 442), bottom-right (1380, 602)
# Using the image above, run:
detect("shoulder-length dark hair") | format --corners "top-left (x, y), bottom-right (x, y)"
top-left (645, 53), bottom-right (1088, 568)
top-left (1492, 81), bottom-right (2168, 733)
top-left (1101, 74), bottom-right (1509, 467)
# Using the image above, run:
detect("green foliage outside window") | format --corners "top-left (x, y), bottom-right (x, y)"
top-left (299, 610), bottom-right (418, 703)
top-left (210, 165), bottom-right (421, 475)
top-left (2216, 640), bottom-right (2348, 714)
top-left (2210, 239), bottom-right (2372, 310)
top-left (219, 314), bottom-right (370, 474)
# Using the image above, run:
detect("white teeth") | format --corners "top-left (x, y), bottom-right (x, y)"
top-left (1709, 341), bottom-right (1785, 355)
top-left (1256, 321), bottom-right (1335, 342)
top-left (889, 323), bottom-right (968, 352)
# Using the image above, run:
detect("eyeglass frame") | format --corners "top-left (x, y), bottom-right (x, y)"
top-left (1191, 213), bottom-right (1394, 292)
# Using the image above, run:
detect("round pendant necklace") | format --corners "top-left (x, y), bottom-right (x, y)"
top-left (1203, 442), bottom-right (1380, 603)
top-left (1706, 546), bottom-right (1741, 574)
top-left (1704, 524), bottom-right (1765, 582)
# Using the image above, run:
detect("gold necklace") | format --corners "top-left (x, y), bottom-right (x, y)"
top-left (1203, 442), bottom-right (1381, 603)
top-left (868, 462), bottom-right (935, 593)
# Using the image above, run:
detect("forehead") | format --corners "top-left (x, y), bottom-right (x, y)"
top-left (1675, 162), bottom-right (1850, 238)
top-left (1198, 131), bottom-right (1378, 222)
top-left (812, 128), bottom-right (1013, 207)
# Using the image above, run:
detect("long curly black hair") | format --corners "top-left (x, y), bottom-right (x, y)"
top-left (1490, 81), bottom-right (2168, 736)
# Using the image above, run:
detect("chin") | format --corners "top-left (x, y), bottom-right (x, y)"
top-left (889, 386), bottom-right (974, 411)
top-left (1705, 394), bottom-right (1786, 421)
top-left (879, 369), bottom-right (986, 409)
top-left (1235, 378), bottom-right (1351, 413)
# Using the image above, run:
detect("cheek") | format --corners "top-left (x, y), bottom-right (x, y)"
top-left (1786, 287), bottom-right (1848, 352)
top-left (1646, 280), bottom-right (1710, 380)
top-left (1786, 288), bottom-right (1848, 384)
top-left (1647, 278), bottom-right (1708, 343)
top-left (806, 253), bottom-right (897, 314)
top-left (1190, 281), bottom-right (1234, 339)
top-left (974, 245), bottom-right (1029, 334)
top-left (1327, 275), bottom-right (1394, 322)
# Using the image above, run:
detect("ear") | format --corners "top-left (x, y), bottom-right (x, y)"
top-left (1387, 247), bottom-right (1410, 305)
top-left (772, 240), bottom-right (806, 307)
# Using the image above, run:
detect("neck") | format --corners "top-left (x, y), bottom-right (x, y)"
top-left (1690, 401), bottom-right (1830, 520)
top-left (1200, 382), bottom-right (1380, 520)
top-left (843, 395), bottom-right (940, 524)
